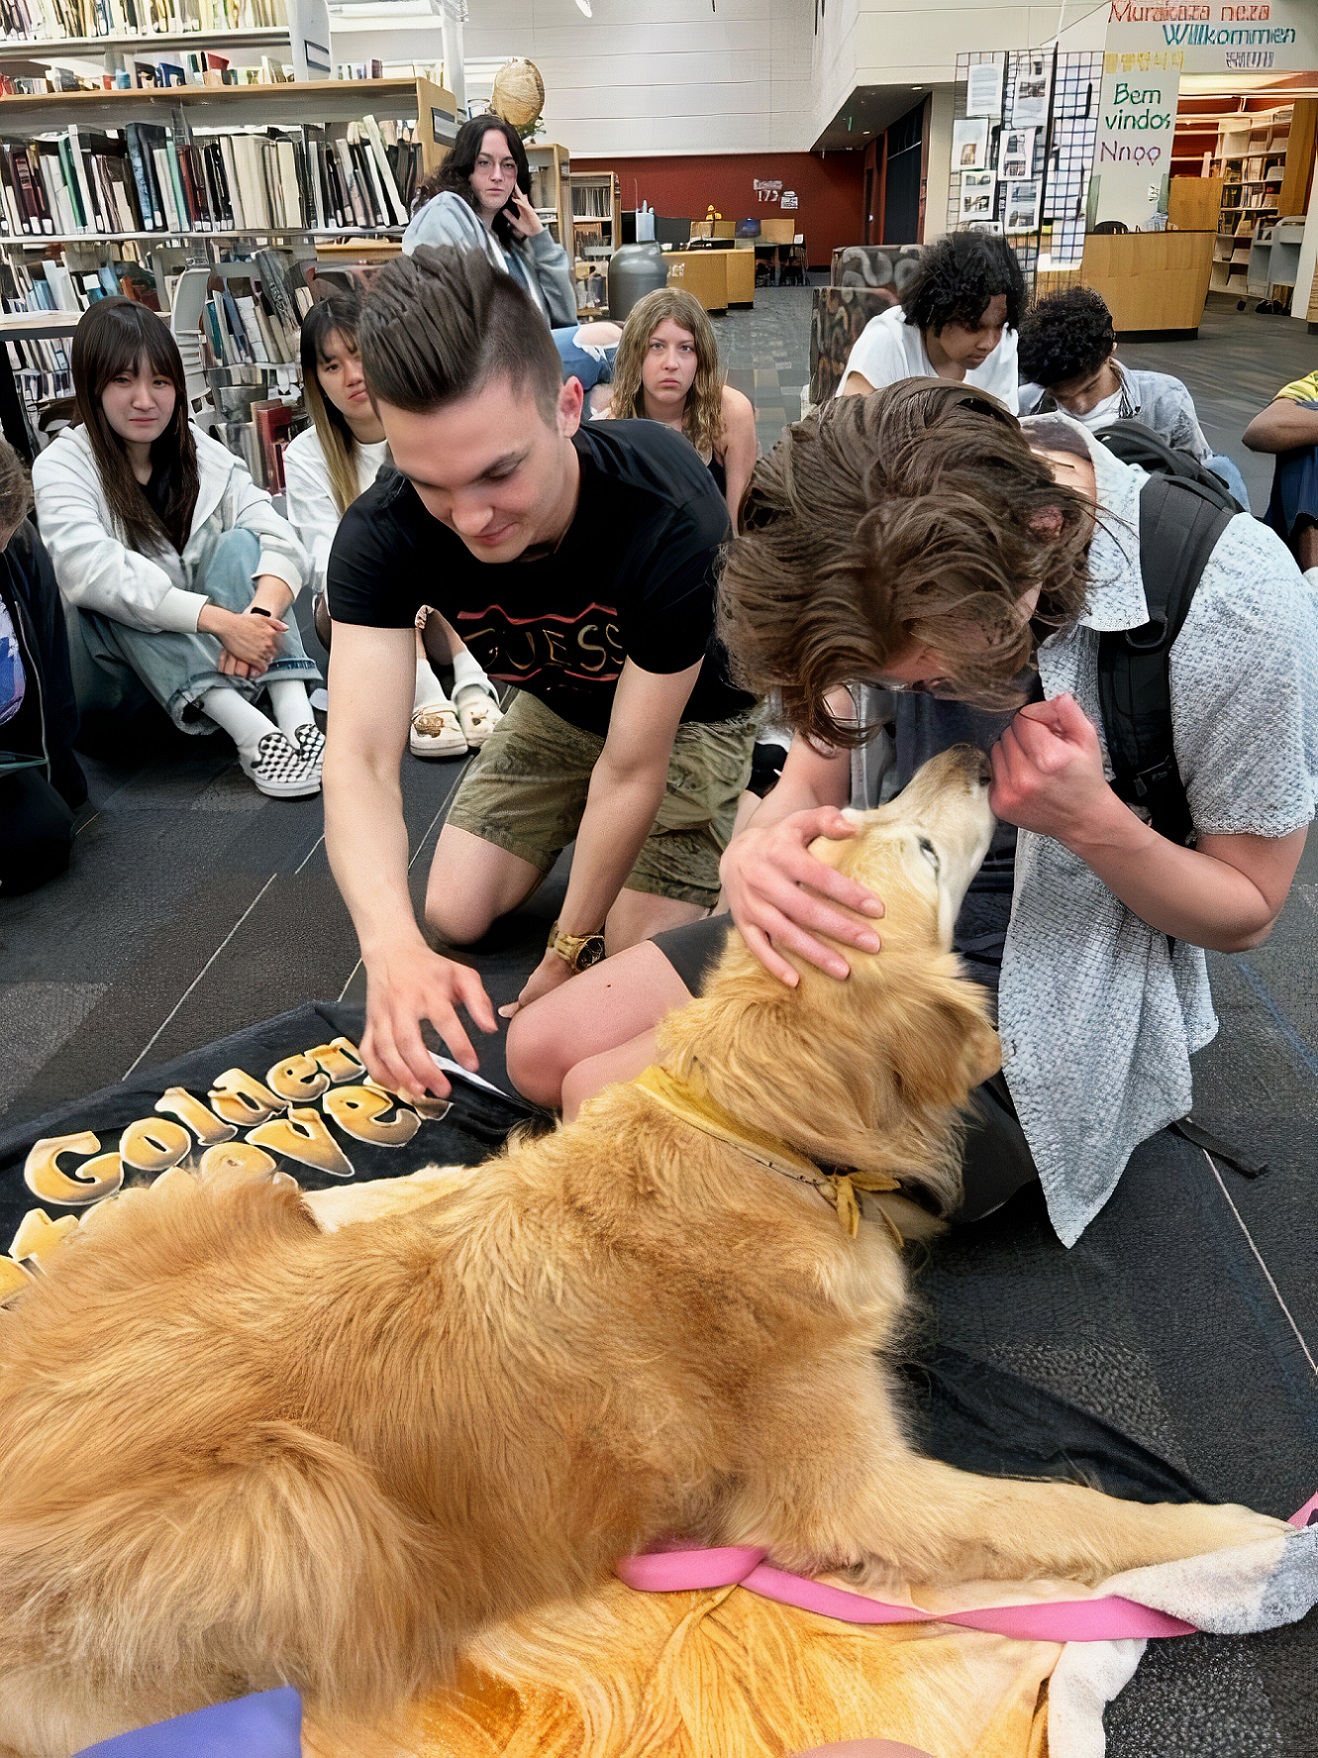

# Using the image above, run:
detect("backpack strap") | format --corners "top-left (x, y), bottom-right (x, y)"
top-left (1096, 476), bottom-right (1234, 846)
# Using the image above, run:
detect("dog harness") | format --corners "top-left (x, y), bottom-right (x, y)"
top-left (632, 1064), bottom-right (903, 1239)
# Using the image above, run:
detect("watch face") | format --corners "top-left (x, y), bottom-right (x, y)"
top-left (577, 935), bottom-right (607, 970)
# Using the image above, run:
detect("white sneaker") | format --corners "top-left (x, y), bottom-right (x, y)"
top-left (410, 704), bottom-right (467, 759)
top-left (453, 682), bottom-right (504, 750)
top-left (240, 730), bottom-right (322, 798)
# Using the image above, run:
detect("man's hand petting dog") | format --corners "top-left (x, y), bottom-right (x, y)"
top-left (720, 806), bottom-right (885, 985)
top-left (990, 694), bottom-right (1119, 844)
top-left (362, 947), bottom-right (498, 1099)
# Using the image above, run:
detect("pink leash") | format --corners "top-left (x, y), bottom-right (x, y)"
top-left (617, 1492), bottom-right (1318, 1645)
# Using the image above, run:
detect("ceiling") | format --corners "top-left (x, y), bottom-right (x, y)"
top-left (812, 83), bottom-right (933, 153)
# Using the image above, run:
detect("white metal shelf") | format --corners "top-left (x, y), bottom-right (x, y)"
top-left (0, 26), bottom-right (289, 63)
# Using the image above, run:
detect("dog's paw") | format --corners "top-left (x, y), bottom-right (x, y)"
top-left (1177, 1502), bottom-right (1295, 1556)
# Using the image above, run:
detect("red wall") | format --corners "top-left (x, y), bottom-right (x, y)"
top-left (572, 153), bottom-right (864, 267)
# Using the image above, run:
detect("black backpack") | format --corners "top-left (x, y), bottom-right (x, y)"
top-left (1092, 420), bottom-right (1242, 848)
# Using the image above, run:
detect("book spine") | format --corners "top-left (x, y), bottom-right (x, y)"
top-left (217, 133), bottom-right (244, 229)
top-left (123, 125), bottom-right (158, 232)
top-left (66, 126), bottom-right (102, 233)
top-left (56, 135), bottom-right (84, 231)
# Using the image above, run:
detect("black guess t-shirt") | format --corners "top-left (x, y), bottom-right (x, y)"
top-left (327, 421), bottom-right (753, 737)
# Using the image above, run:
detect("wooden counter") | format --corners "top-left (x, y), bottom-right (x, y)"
top-left (1078, 230), bottom-right (1216, 337)
top-left (664, 250), bottom-right (730, 312)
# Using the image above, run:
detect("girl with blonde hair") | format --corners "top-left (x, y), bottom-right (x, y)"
top-left (605, 288), bottom-right (757, 530)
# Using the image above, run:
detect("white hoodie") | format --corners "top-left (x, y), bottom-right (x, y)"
top-left (32, 422), bottom-right (308, 635)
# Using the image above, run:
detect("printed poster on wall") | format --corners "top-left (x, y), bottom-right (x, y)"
top-left (1012, 53), bottom-right (1052, 128)
top-left (1004, 179), bottom-right (1041, 232)
top-left (959, 170), bottom-right (997, 221)
top-left (966, 58), bottom-right (1004, 119)
top-left (952, 117), bottom-right (990, 172)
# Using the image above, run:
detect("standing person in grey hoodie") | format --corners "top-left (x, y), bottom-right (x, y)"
top-left (404, 114), bottom-right (618, 394)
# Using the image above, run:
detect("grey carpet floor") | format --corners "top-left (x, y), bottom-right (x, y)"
top-left (1, 285), bottom-right (1314, 1752)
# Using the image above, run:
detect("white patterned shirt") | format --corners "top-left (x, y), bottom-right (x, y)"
top-left (849, 418), bottom-right (1318, 1244)
top-left (998, 419), bottom-right (1318, 1243)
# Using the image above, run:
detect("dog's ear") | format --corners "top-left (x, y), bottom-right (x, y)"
top-left (890, 966), bottom-right (1002, 1109)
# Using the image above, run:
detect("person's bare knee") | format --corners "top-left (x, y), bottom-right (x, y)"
top-left (506, 940), bottom-right (692, 1109)
top-left (505, 1005), bottom-right (572, 1110)
top-left (423, 826), bottom-right (544, 947)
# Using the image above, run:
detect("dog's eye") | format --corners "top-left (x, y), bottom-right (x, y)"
top-left (918, 837), bottom-right (941, 873)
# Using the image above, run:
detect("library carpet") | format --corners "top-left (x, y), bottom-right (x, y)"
top-left (0, 286), bottom-right (1315, 1754)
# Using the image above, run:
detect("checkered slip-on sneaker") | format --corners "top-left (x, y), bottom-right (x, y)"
top-left (293, 722), bottom-right (325, 778)
top-left (239, 730), bottom-right (322, 799)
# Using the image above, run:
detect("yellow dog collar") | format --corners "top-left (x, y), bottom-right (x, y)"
top-left (632, 1065), bottom-right (901, 1239)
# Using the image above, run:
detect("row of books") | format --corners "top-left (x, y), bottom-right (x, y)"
top-left (571, 184), bottom-right (614, 220)
top-left (3, 250), bottom-right (159, 313)
top-left (0, 0), bottom-right (283, 42)
top-left (0, 119), bottom-right (416, 239)
top-left (200, 247), bottom-right (313, 379)
top-left (1, 56), bottom-right (292, 94)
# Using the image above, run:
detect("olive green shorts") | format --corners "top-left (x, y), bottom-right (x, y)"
top-left (444, 689), bottom-right (756, 909)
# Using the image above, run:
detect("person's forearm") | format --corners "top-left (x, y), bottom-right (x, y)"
top-left (250, 573), bottom-right (294, 617)
top-left (556, 759), bottom-right (669, 934)
top-left (1242, 402), bottom-right (1318, 454)
top-left (324, 750), bottom-right (428, 962)
top-left (1062, 794), bottom-right (1277, 952)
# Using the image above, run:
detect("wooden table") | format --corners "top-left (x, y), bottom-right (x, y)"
top-left (1078, 230), bottom-right (1216, 337)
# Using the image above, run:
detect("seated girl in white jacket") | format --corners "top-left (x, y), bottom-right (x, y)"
top-left (283, 292), bottom-right (502, 757)
top-left (32, 298), bottom-right (322, 798)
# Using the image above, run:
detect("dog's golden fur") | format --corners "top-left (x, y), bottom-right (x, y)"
top-left (0, 750), bottom-right (1285, 1756)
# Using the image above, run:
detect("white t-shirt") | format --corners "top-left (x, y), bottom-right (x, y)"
top-left (282, 426), bottom-right (388, 598)
top-left (836, 303), bottom-right (1020, 413)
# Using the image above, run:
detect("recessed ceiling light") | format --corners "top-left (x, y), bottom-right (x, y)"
top-left (576, 0), bottom-right (592, 14)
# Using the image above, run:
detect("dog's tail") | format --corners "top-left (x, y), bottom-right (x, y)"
top-left (1, 1422), bottom-right (455, 1735)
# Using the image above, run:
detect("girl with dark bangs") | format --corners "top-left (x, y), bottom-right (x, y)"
top-left (32, 298), bottom-right (322, 799)
top-left (283, 293), bottom-right (503, 757)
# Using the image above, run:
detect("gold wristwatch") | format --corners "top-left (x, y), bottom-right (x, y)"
top-left (546, 920), bottom-right (607, 973)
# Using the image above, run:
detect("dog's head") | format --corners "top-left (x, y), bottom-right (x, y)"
top-left (658, 747), bottom-right (1002, 1207)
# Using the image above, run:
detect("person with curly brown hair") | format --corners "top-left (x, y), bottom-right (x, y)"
top-left (506, 383), bottom-right (1317, 1246)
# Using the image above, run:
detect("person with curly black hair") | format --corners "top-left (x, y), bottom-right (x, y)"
top-left (837, 231), bottom-right (1024, 411)
top-left (1016, 286), bottom-right (1251, 504)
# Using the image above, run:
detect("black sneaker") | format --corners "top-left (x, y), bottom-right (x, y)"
top-left (239, 731), bottom-right (321, 799)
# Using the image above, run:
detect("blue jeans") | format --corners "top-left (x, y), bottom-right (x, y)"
top-left (66, 528), bottom-right (320, 734)
top-left (1207, 452), bottom-right (1250, 511)
top-left (552, 324), bottom-right (616, 391)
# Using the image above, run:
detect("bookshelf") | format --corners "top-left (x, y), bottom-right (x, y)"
top-left (0, 0), bottom-right (331, 82)
top-left (571, 168), bottom-right (619, 263)
top-left (1210, 104), bottom-right (1290, 296)
top-left (525, 142), bottom-right (571, 250)
top-left (0, 77), bottom-right (455, 463)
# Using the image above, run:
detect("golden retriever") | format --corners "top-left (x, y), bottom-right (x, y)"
top-left (0, 747), bottom-right (1286, 1756)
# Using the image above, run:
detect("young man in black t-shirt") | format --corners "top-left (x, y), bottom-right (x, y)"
top-left (323, 245), bottom-right (754, 1101)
